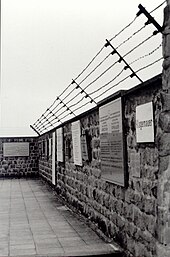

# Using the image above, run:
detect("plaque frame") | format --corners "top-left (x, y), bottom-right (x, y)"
top-left (99, 96), bottom-right (127, 187)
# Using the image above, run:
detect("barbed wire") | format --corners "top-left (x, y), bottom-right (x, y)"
top-left (89, 68), bottom-right (125, 96)
top-left (94, 75), bottom-right (130, 101)
top-left (75, 46), bottom-right (105, 80)
top-left (136, 57), bottom-right (163, 73)
top-left (116, 24), bottom-right (146, 50)
top-left (109, 16), bottom-right (138, 42)
top-left (78, 52), bottom-right (112, 85)
top-left (32, 2), bottom-right (165, 134)
top-left (129, 43), bottom-right (162, 65)
top-left (150, 1), bottom-right (166, 14)
top-left (93, 57), bottom-right (163, 102)
top-left (123, 34), bottom-right (155, 58)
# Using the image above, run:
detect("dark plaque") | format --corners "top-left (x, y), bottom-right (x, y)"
top-left (99, 97), bottom-right (125, 186)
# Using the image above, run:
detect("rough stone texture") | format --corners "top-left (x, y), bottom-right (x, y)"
top-left (156, 3), bottom-right (170, 256)
top-left (0, 137), bottom-right (39, 177)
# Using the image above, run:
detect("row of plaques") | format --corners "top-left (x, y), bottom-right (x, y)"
top-left (3, 97), bottom-right (154, 187)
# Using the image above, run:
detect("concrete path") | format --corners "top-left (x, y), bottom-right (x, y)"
top-left (0, 178), bottom-right (122, 257)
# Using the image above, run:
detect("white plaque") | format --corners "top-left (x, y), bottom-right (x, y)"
top-left (52, 132), bottom-right (56, 185)
top-left (72, 120), bottom-right (82, 166)
top-left (130, 152), bottom-right (141, 178)
top-left (3, 142), bottom-right (29, 157)
top-left (49, 138), bottom-right (52, 156)
top-left (45, 140), bottom-right (48, 156)
top-left (99, 97), bottom-right (125, 186)
top-left (136, 102), bottom-right (154, 143)
top-left (57, 127), bottom-right (63, 162)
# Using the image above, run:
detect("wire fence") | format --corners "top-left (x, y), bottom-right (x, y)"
top-left (32, 1), bottom-right (165, 135)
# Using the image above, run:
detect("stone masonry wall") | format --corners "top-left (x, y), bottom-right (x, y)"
top-left (38, 75), bottom-right (164, 257)
top-left (0, 137), bottom-right (39, 178)
top-left (57, 77), bottom-right (162, 257)
top-left (156, 1), bottom-right (170, 256)
top-left (38, 132), bottom-right (53, 183)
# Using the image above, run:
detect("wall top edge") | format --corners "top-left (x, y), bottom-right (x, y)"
top-left (0, 136), bottom-right (38, 139)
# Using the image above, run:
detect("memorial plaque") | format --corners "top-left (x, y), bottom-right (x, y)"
top-left (57, 127), bottom-right (63, 162)
top-left (3, 142), bottom-right (29, 157)
top-left (49, 138), bottom-right (52, 156)
top-left (81, 134), bottom-right (88, 161)
top-left (45, 140), bottom-right (48, 156)
top-left (99, 97), bottom-right (125, 186)
top-left (52, 132), bottom-right (56, 185)
top-left (130, 152), bottom-right (141, 178)
top-left (72, 120), bottom-right (82, 166)
top-left (136, 102), bottom-right (154, 143)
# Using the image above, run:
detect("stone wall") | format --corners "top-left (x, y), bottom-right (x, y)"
top-left (38, 132), bottom-right (53, 183)
top-left (38, 74), bottom-right (164, 257)
top-left (0, 137), bottom-right (39, 178)
top-left (156, 1), bottom-right (170, 256)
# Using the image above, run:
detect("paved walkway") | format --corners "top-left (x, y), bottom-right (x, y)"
top-left (0, 178), bottom-right (122, 257)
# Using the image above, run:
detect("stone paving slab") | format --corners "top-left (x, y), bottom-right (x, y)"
top-left (0, 178), bottom-right (123, 257)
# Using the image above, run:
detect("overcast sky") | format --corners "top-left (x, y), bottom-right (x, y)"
top-left (0, 0), bottom-right (166, 136)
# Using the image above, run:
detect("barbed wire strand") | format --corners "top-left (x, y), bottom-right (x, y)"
top-left (129, 43), bottom-right (162, 65)
top-left (89, 68), bottom-right (125, 96)
top-left (150, 1), bottom-right (166, 14)
top-left (78, 52), bottom-right (112, 85)
top-left (59, 101), bottom-right (92, 122)
top-left (136, 57), bottom-right (163, 73)
top-left (74, 46), bottom-right (105, 81)
top-left (116, 24), bottom-right (146, 50)
top-left (123, 34), bottom-right (154, 58)
top-left (109, 16), bottom-right (138, 42)
top-left (94, 75), bottom-right (130, 101)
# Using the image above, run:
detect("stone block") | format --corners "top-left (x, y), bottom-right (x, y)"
top-left (158, 133), bottom-right (170, 156)
top-left (125, 188), bottom-right (135, 203)
top-left (159, 111), bottom-right (170, 132)
top-left (91, 168), bottom-right (101, 178)
top-left (161, 92), bottom-right (170, 111)
top-left (92, 138), bottom-right (100, 149)
top-left (164, 33), bottom-right (170, 59)
top-left (144, 197), bottom-right (156, 216)
top-left (133, 208), bottom-right (146, 231)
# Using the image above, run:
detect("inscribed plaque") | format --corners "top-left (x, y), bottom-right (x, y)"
top-left (52, 132), bottom-right (56, 185)
top-left (72, 120), bottom-right (82, 166)
top-left (130, 152), bottom-right (141, 178)
top-left (49, 138), bottom-right (52, 156)
top-left (57, 127), bottom-right (63, 162)
top-left (136, 102), bottom-right (154, 143)
top-left (81, 134), bottom-right (88, 161)
top-left (3, 142), bottom-right (29, 157)
top-left (99, 97), bottom-right (125, 186)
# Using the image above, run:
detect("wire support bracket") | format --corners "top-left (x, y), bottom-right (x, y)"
top-left (57, 96), bottom-right (76, 117)
top-left (137, 4), bottom-right (163, 35)
top-left (42, 114), bottom-right (54, 128)
top-left (72, 79), bottom-right (97, 105)
top-left (105, 39), bottom-right (143, 83)
top-left (47, 108), bottom-right (62, 124)
top-left (30, 125), bottom-right (41, 136)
